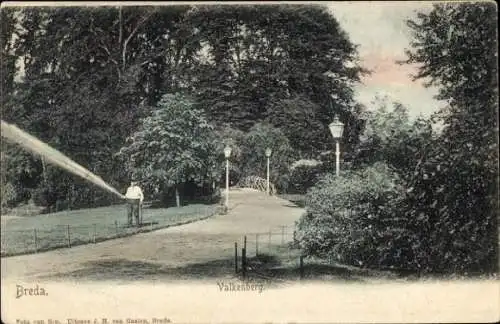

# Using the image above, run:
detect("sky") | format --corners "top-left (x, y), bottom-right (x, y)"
top-left (327, 1), bottom-right (447, 118)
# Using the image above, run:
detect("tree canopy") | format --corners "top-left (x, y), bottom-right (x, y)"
top-left (117, 93), bottom-right (220, 200)
top-left (401, 2), bottom-right (498, 273)
top-left (1, 4), bottom-right (365, 210)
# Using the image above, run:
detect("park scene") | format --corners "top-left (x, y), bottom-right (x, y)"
top-left (0, 2), bottom-right (498, 322)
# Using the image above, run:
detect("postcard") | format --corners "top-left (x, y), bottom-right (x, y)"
top-left (1, 1), bottom-right (499, 323)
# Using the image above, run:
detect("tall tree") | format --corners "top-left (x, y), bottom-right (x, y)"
top-left (117, 93), bottom-right (221, 207)
top-left (4, 6), bottom-right (202, 208)
top-left (190, 4), bottom-right (366, 154)
top-left (1, 7), bottom-right (18, 98)
top-left (402, 2), bottom-right (498, 273)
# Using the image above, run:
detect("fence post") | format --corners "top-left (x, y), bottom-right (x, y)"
top-left (268, 230), bottom-right (271, 252)
top-left (255, 234), bottom-right (259, 257)
top-left (242, 235), bottom-right (247, 278)
top-left (300, 255), bottom-right (304, 280)
top-left (66, 225), bottom-right (71, 248)
top-left (34, 228), bottom-right (38, 253)
top-left (93, 223), bottom-right (96, 244)
top-left (234, 242), bottom-right (238, 274)
top-left (242, 247), bottom-right (246, 279)
top-left (115, 220), bottom-right (118, 235)
top-left (281, 226), bottom-right (285, 245)
top-left (150, 220), bottom-right (153, 232)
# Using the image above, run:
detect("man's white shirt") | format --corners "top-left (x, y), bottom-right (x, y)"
top-left (125, 185), bottom-right (144, 203)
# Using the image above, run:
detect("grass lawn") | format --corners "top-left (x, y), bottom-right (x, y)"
top-left (1, 203), bottom-right (219, 257)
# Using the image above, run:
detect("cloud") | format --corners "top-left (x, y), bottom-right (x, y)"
top-left (327, 2), bottom-right (443, 117)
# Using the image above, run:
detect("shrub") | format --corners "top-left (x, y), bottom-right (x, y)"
top-left (287, 160), bottom-right (324, 194)
top-left (296, 162), bottom-right (417, 269)
top-left (398, 136), bottom-right (498, 275)
top-left (1, 181), bottom-right (17, 212)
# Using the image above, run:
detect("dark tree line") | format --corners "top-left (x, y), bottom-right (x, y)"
top-left (1, 5), bottom-right (365, 210)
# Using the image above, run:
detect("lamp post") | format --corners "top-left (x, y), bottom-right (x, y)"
top-left (224, 146), bottom-right (232, 208)
top-left (265, 148), bottom-right (272, 195)
top-left (328, 116), bottom-right (344, 176)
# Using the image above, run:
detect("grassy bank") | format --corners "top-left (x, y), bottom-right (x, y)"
top-left (1, 203), bottom-right (220, 257)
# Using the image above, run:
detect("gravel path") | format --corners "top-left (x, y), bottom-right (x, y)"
top-left (2, 189), bottom-right (499, 323)
top-left (1, 189), bottom-right (304, 281)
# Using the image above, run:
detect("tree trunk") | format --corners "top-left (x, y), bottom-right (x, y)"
top-left (41, 157), bottom-right (48, 184)
top-left (175, 185), bottom-right (180, 208)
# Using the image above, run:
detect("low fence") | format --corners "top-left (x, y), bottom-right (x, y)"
top-left (231, 223), bottom-right (367, 282)
top-left (232, 224), bottom-right (302, 279)
top-left (1, 205), bottom-right (221, 257)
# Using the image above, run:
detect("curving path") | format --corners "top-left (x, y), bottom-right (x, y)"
top-left (1, 188), bottom-right (304, 281)
top-left (1, 188), bottom-right (498, 323)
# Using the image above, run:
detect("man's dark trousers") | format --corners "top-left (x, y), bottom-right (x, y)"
top-left (127, 198), bottom-right (141, 226)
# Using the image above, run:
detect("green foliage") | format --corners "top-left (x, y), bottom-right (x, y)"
top-left (266, 96), bottom-right (328, 157)
top-left (1, 182), bottom-right (16, 211)
top-left (117, 93), bottom-right (221, 203)
top-left (3, 6), bottom-right (197, 209)
top-left (296, 163), bottom-right (410, 268)
top-left (3, 5), bottom-right (365, 210)
top-left (353, 96), bottom-right (434, 171)
top-left (1, 142), bottom-right (41, 206)
top-left (239, 123), bottom-right (296, 191)
top-left (298, 3), bottom-right (498, 276)
top-left (286, 161), bottom-right (324, 194)
top-left (1, 8), bottom-right (18, 98)
top-left (402, 2), bottom-right (498, 274)
top-left (191, 5), bottom-right (366, 155)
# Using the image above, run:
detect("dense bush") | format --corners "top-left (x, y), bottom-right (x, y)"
top-left (298, 98), bottom-right (497, 275)
top-left (1, 143), bottom-right (41, 208)
top-left (157, 181), bottom-right (221, 207)
top-left (298, 104), bottom-right (497, 275)
top-left (286, 161), bottom-right (324, 194)
top-left (1, 182), bottom-right (17, 212)
top-left (296, 163), bottom-right (415, 269)
top-left (397, 135), bottom-right (498, 274)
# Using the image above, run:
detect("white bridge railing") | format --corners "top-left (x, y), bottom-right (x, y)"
top-left (236, 176), bottom-right (277, 195)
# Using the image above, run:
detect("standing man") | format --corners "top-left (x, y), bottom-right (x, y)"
top-left (125, 180), bottom-right (144, 226)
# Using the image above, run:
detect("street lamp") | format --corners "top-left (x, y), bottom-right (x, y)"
top-left (224, 146), bottom-right (232, 208)
top-left (265, 148), bottom-right (272, 195)
top-left (328, 116), bottom-right (344, 176)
